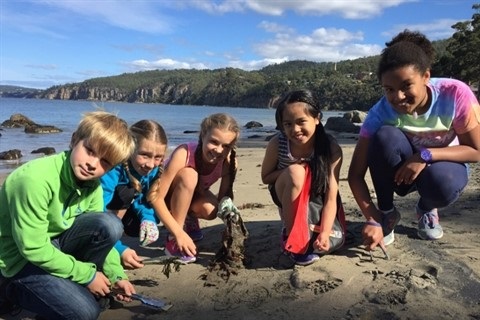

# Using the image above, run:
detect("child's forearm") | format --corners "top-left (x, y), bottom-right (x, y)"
top-left (319, 201), bottom-right (337, 233)
top-left (152, 201), bottom-right (183, 237)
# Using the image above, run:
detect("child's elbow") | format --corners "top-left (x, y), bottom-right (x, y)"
top-left (260, 172), bottom-right (270, 185)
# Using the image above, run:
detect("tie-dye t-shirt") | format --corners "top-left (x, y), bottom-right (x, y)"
top-left (360, 78), bottom-right (480, 149)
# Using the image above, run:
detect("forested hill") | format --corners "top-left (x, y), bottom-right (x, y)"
top-left (0, 85), bottom-right (43, 98)
top-left (37, 57), bottom-right (383, 111)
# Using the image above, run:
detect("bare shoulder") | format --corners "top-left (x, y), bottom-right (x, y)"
top-left (265, 133), bottom-right (280, 151)
top-left (165, 144), bottom-right (189, 170)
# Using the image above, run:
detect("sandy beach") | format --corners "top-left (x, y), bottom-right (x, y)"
top-left (2, 135), bottom-right (480, 320)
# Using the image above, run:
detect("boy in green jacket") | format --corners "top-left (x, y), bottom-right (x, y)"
top-left (0, 111), bottom-right (136, 319)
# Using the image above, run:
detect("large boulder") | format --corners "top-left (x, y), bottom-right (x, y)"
top-left (31, 147), bottom-right (56, 155)
top-left (325, 117), bottom-right (360, 133)
top-left (244, 121), bottom-right (263, 129)
top-left (1, 114), bottom-right (36, 128)
top-left (1, 113), bottom-right (62, 134)
top-left (343, 110), bottom-right (367, 124)
top-left (25, 124), bottom-right (62, 134)
top-left (0, 149), bottom-right (22, 160)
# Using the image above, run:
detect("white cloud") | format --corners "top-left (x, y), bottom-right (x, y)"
top-left (228, 57), bottom-right (289, 70)
top-left (124, 59), bottom-right (208, 71)
top-left (162, 0), bottom-right (418, 19)
top-left (189, 0), bottom-right (246, 14)
top-left (258, 21), bottom-right (295, 34)
top-left (253, 26), bottom-right (379, 62)
top-left (192, 0), bottom-right (418, 19)
top-left (382, 18), bottom-right (461, 40)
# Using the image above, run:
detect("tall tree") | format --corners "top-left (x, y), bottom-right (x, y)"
top-left (447, 3), bottom-right (480, 90)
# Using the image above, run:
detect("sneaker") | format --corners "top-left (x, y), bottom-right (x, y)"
top-left (165, 237), bottom-right (197, 264)
top-left (382, 207), bottom-right (401, 245)
top-left (184, 215), bottom-right (204, 242)
top-left (290, 252), bottom-right (320, 266)
top-left (416, 206), bottom-right (443, 240)
top-left (383, 231), bottom-right (395, 246)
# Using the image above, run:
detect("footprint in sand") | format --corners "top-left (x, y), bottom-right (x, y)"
top-left (307, 278), bottom-right (343, 295)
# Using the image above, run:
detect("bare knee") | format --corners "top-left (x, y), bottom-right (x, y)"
top-left (172, 167), bottom-right (198, 193)
top-left (277, 164), bottom-right (306, 192)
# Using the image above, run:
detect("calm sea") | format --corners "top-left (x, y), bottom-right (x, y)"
top-left (0, 97), bottom-right (341, 174)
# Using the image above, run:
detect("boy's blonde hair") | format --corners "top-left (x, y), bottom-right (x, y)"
top-left (70, 111), bottom-right (135, 166)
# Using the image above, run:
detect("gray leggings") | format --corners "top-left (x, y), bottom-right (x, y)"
top-left (368, 126), bottom-right (468, 212)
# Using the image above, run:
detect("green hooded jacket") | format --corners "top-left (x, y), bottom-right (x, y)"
top-left (0, 151), bottom-right (127, 284)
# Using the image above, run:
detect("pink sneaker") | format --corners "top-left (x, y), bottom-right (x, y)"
top-left (165, 237), bottom-right (196, 264)
top-left (184, 215), bottom-right (204, 242)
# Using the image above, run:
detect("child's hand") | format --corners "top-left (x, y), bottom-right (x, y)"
top-left (175, 231), bottom-right (197, 257)
top-left (112, 279), bottom-right (136, 302)
top-left (87, 271), bottom-right (111, 297)
top-left (362, 221), bottom-right (384, 251)
top-left (121, 248), bottom-right (144, 269)
top-left (139, 220), bottom-right (159, 246)
top-left (314, 231), bottom-right (331, 252)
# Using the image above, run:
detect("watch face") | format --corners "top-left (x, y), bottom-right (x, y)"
top-left (421, 149), bottom-right (432, 162)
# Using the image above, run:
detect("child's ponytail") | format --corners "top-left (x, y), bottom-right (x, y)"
top-left (123, 161), bottom-right (142, 193)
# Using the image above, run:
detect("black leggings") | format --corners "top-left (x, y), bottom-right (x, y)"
top-left (367, 126), bottom-right (468, 211)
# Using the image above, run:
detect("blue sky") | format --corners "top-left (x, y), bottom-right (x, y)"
top-left (0, 0), bottom-right (477, 89)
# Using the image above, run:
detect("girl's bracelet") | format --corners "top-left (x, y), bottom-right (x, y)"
top-left (365, 220), bottom-right (382, 227)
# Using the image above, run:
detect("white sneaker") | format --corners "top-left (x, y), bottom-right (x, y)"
top-left (381, 207), bottom-right (401, 245)
top-left (383, 230), bottom-right (395, 246)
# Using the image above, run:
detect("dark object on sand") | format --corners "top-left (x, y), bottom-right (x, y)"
top-left (205, 197), bottom-right (249, 283)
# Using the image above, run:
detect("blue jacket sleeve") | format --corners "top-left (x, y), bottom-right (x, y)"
top-left (114, 240), bottom-right (129, 256)
top-left (131, 194), bottom-right (157, 223)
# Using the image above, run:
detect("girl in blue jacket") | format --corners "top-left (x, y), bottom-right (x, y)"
top-left (101, 120), bottom-right (167, 269)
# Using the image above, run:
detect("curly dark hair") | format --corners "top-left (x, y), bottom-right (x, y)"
top-left (377, 29), bottom-right (435, 80)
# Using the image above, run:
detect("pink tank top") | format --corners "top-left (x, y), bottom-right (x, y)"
top-left (185, 142), bottom-right (223, 190)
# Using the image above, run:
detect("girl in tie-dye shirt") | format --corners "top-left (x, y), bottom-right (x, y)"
top-left (348, 30), bottom-right (480, 252)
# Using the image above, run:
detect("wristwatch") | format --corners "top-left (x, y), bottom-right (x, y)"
top-left (419, 148), bottom-right (432, 163)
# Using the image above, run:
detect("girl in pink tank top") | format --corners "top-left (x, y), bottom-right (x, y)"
top-left (148, 113), bottom-right (240, 263)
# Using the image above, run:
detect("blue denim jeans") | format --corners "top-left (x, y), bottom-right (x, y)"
top-left (368, 126), bottom-right (468, 211)
top-left (5, 212), bottom-right (123, 320)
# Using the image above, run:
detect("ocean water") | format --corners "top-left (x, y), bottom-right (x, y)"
top-left (0, 97), bottom-right (342, 174)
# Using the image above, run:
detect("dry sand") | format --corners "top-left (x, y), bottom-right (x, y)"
top-left (2, 135), bottom-right (480, 320)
